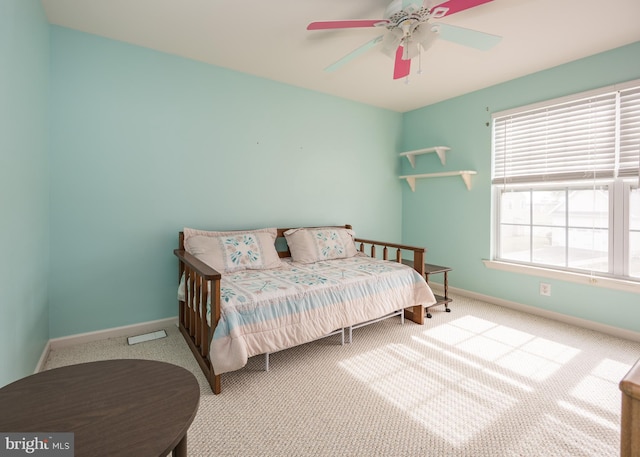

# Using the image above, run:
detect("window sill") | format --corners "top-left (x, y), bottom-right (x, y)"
top-left (483, 260), bottom-right (640, 294)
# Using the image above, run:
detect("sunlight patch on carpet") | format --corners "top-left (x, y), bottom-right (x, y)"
top-left (506, 413), bottom-right (617, 456)
top-left (339, 343), bottom-right (518, 447)
top-left (557, 400), bottom-right (618, 430)
top-left (412, 335), bottom-right (535, 392)
top-left (423, 315), bottom-right (580, 381)
top-left (569, 358), bottom-right (633, 415)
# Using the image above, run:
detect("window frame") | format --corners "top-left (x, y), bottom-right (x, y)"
top-left (490, 79), bottom-right (640, 287)
top-left (493, 179), bottom-right (621, 276)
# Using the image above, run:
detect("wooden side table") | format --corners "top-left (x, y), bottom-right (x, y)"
top-left (423, 263), bottom-right (453, 318)
top-left (0, 359), bottom-right (200, 457)
top-left (402, 260), bottom-right (453, 318)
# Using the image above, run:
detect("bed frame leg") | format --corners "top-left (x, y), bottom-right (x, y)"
top-left (211, 372), bottom-right (221, 395)
top-left (404, 305), bottom-right (425, 325)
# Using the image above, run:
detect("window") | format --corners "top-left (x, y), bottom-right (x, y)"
top-left (492, 80), bottom-right (640, 281)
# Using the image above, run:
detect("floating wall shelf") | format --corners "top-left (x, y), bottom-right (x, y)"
top-left (399, 170), bottom-right (477, 191)
top-left (399, 146), bottom-right (451, 168)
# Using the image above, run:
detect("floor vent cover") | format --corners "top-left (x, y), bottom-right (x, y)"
top-left (127, 330), bottom-right (167, 345)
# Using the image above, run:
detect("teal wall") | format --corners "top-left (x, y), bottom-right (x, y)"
top-left (48, 27), bottom-right (403, 338)
top-left (0, 0), bottom-right (50, 386)
top-left (402, 41), bottom-right (640, 333)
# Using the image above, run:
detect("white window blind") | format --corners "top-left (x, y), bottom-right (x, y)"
top-left (619, 86), bottom-right (640, 178)
top-left (493, 83), bottom-right (640, 184)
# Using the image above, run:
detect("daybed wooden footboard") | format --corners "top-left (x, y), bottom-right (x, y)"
top-left (174, 225), bottom-right (427, 394)
top-left (355, 237), bottom-right (426, 326)
top-left (174, 231), bottom-right (223, 393)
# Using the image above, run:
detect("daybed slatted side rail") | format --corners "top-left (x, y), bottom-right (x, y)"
top-left (175, 234), bottom-right (222, 394)
top-left (354, 237), bottom-right (426, 325)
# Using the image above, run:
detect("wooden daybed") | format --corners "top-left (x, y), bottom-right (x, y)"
top-left (174, 224), bottom-right (434, 394)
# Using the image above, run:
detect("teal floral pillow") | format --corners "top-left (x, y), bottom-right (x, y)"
top-left (184, 227), bottom-right (282, 273)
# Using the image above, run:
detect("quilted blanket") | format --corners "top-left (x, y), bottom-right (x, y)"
top-left (180, 256), bottom-right (436, 374)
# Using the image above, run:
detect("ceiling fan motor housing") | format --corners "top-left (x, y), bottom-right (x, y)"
top-left (385, 6), bottom-right (431, 31)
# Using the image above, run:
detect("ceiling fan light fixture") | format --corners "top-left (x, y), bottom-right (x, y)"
top-left (382, 28), bottom-right (403, 58)
top-left (404, 40), bottom-right (422, 60)
top-left (412, 24), bottom-right (439, 51)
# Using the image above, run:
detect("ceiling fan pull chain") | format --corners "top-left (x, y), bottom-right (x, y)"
top-left (418, 47), bottom-right (423, 75)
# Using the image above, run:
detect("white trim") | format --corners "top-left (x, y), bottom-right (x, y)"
top-left (449, 285), bottom-right (640, 343)
top-left (483, 260), bottom-right (640, 294)
top-left (34, 340), bottom-right (51, 374)
top-left (49, 317), bottom-right (178, 350)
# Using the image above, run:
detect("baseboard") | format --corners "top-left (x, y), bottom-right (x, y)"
top-left (48, 316), bottom-right (178, 351)
top-left (34, 340), bottom-right (51, 374)
top-left (448, 285), bottom-right (640, 343)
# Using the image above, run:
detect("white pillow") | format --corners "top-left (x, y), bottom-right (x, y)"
top-left (183, 227), bottom-right (282, 273)
top-left (284, 227), bottom-right (357, 264)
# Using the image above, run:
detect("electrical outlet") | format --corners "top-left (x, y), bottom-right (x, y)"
top-left (539, 282), bottom-right (551, 296)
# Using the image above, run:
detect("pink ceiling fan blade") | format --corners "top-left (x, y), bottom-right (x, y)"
top-left (307, 20), bottom-right (389, 30)
top-left (393, 46), bottom-right (411, 80)
top-left (430, 0), bottom-right (494, 17)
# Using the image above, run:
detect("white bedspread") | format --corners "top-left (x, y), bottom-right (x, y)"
top-left (180, 256), bottom-right (436, 374)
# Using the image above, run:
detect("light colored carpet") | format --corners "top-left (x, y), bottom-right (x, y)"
top-left (45, 294), bottom-right (640, 457)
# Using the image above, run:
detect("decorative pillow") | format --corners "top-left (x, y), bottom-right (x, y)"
top-left (284, 227), bottom-right (358, 264)
top-left (183, 227), bottom-right (282, 273)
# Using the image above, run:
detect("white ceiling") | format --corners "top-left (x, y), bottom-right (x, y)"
top-left (41, 0), bottom-right (640, 113)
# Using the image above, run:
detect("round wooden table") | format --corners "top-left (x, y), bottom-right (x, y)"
top-left (0, 359), bottom-right (200, 457)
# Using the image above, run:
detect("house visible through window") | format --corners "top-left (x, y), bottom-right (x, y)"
top-left (491, 80), bottom-right (640, 281)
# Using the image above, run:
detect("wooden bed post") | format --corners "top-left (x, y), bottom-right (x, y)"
top-left (211, 277), bottom-right (222, 394)
top-left (408, 248), bottom-right (425, 325)
top-left (413, 250), bottom-right (425, 276)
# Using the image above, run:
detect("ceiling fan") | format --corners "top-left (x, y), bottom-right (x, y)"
top-left (307, 0), bottom-right (501, 80)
